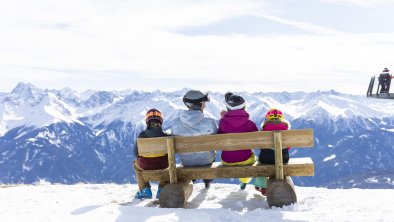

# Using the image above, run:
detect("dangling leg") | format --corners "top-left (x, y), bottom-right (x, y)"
top-left (203, 179), bottom-right (213, 189)
top-left (239, 177), bottom-right (252, 190)
top-left (254, 176), bottom-right (268, 196)
top-left (133, 160), bottom-right (152, 199)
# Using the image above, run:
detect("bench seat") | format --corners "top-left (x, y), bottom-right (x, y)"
top-left (142, 157), bottom-right (314, 181)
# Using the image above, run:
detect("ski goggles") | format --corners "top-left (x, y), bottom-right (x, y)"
top-left (145, 111), bottom-right (163, 119)
top-left (183, 94), bottom-right (210, 104)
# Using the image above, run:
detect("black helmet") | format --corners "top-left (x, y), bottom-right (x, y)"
top-left (183, 90), bottom-right (209, 109)
top-left (145, 108), bottom-right (163, 124)
top-left (224, 92), bottom-right (246, 110)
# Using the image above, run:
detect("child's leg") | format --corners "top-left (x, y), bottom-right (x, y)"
top-left (240, 177), bottom-right (252, 183)
top-left (239, 153), bottom-right (256, 184)
top-left (133, 160), bottom-right (151, 190)
top-left (254, 176), bottom-right (268, 188)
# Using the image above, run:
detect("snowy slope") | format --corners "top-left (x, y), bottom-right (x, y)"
top-left (0, 182), bottom-right (393, 222)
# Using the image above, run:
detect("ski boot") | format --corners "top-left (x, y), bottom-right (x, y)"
top-left (203, 179), bottom-right (212, 189)
top-left (135, 187), bottom-right (152, 199)
top-left (255, 186), bottom-right (267, 196)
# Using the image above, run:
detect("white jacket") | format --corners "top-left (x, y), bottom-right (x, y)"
top-left (171, 110), bottom-right (217, 167)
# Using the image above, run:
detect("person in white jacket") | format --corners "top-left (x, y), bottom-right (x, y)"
top-left (171, 90), bottom-right (217, 188)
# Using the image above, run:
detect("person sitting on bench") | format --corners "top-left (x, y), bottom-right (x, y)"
top-left (171, 90), bottom-right (218, 189)
top-left (218, 92), bottom-right (258, 190)
top-left (254, 108), bottom-right (291, 196)
top-left (133, 108), bottom-right (169, 199)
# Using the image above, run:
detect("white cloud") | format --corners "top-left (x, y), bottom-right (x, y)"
top-left (321, 0), bottom-right (394, 7)
top-left (0, 0), bottom-right (393, 94)
top-left (255, 14), bottom-right (343, 35)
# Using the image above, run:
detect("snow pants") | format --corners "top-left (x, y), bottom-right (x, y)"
top-left (133, 157), bottom-right (169, 191)
top-left (255, 149), bottom-right (290, 188)
top-left (222, 153), bottom-right (256, 184)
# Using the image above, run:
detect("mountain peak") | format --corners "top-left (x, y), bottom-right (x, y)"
top-left (59, 87), bottom-right (80, 99)
top-left (11, 82), bottom-right (41, 95)
top-left (10, 82), bottom-right (44, 103)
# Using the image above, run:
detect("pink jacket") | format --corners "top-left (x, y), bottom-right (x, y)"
top-left (218, 110), bottom-right (258, 163)
top-left (262, 119), bottom-right (291, 150)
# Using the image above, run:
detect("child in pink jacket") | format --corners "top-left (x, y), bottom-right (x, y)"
top-left (255, 108), bottom-right (291, 196)
top-left (259, 108), bottom-right (290, 164)
top-left (218, 92), bottom-right (258, 190)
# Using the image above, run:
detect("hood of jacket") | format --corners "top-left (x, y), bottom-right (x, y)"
top-left (262, 119), bottom-right (289, 131)
top-left (179, 110), bottom-right (204, 126)
top-left (219, 109), bottom-right (256, 133)
top-left (141, 126), bottom-right (167, 138)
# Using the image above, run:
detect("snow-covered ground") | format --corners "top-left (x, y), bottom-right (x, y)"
top-left (1, 182), bottom-right (393, 222)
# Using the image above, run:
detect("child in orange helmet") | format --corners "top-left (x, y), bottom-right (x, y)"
top-left (133, 108), bottom-right (169, 199)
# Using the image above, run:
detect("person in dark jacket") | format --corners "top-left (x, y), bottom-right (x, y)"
top-left (254, 108), bottom-right (291, 196)
top-left (133, 108), bottom-right (169, 199)
top-left (259, 108), bottom-right (291, 164)
top-left (379, 68), bottom-right (391, 93)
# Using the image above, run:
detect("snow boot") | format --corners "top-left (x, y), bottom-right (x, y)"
top-left (260, 188), bottom-right (267, 196)
top-left (203, 179), bottom-right (212, 189)
top-left (239, 177), bottom-right (251, 190)
top-left (135, 187), bottom-right (152, 199)
top-left (254, 186), bottom-right (267, 196)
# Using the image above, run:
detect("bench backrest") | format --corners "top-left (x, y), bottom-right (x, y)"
top-left (137, 128), bottom-right (314, 183)
top-left (137, 129), bottom-right (314, 156)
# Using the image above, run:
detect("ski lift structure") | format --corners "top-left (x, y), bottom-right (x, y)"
top-left (367, 72), bottom-right (394, 99)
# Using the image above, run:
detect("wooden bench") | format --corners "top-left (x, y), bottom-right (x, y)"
top-left (137, 128), bottom-right (314, 208)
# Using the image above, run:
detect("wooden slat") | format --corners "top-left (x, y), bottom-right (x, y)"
top-left (141, 157), bottom-right (314, 181)
top-left (274, 132), bottom-right (284, 180)
top-left (137, 137), bottom-right (169, 156)
top-left (138, 129), bottom-right (314, 156)
top-left (167, 138), bottom-right (177, 184)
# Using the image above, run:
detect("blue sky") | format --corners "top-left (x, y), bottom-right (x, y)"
top-left (1, 0), bottom-right (394, 94)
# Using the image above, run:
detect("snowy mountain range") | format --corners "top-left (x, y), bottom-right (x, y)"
top-left (1, 82), bottom-right (393, 188)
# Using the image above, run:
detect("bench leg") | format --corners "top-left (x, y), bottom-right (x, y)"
top-left (159, 180), bottom-right (193, 208)
top-left (267, 176), bottom-right (297, 208)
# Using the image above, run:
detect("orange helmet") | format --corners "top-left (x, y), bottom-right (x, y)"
top-left (145, 108), bottom-right (163, 124)
top-left (265, 108), bottom-right (284, 121)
